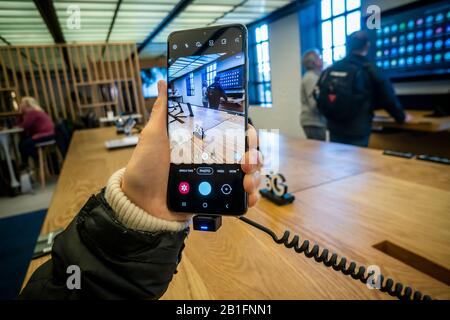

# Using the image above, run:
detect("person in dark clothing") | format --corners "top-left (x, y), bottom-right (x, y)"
top-left (202, 83), bottom-right (209, 108)
top-left (324, 31), bottom-right (412, 147)
top-left (206, 76), bottom-right (228, 109)
top-left (19, 80), bottom-right (262, 300)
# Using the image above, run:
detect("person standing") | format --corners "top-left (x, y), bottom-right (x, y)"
top-left (316, 31), bottom-right (412, 147)
top-left (300, 49), bottom-right (327, 141)
top-left (206, 76), bottom-right (228, 110)
top-left (202, 83), bottom-right (209, 108)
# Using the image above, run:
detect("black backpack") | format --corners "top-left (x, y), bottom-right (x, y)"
top-left (315, 60), bottom-right (372, 121)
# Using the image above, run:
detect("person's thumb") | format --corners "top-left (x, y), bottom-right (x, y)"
top-left (149, 80), bottom-right (168, 128)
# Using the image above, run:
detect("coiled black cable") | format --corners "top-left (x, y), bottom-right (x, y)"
top-left (239, 216), bottom-right (432, 300)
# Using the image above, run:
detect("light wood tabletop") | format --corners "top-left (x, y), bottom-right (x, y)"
top-left (373, 110), bottom-right (450, 132)
top-left (23, 127), bottom-right (450, 299)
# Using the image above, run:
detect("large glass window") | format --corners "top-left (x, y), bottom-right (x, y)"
top-left (320, 0), bottom-right (362, 67)
top-left (206, 63), bottom-right (216, 86)
top-left (251, 24), bottom-right (272, 106)
top-left (186, 72), bottom-right (194, 96)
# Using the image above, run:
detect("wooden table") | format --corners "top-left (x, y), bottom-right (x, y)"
top-left (23, 127), bottom-right (450, 299)
top-left (373, 110), bottom-right (450, 132)
top-left (99, 113), bottom-right (142, 125)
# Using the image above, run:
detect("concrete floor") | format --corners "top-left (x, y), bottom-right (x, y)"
top-left (0, 180), bottom-right (56, 218)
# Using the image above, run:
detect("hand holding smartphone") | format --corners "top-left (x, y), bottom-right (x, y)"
top-left (167, 24), bottom-right (249, 215)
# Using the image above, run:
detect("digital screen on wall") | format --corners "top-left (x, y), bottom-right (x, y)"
top-left (217, 66), bottom-right (244, 89)
top-left (141, 67), bottom-right (167, 98)
top-left (369, 1), bottom-right (450, 80)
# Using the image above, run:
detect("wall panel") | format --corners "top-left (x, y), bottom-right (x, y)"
top-left (0, 43), bottom-right (146, 121)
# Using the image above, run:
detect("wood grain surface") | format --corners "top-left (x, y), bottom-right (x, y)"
top-left (23, 127), bottom-right (450, 299)
top-left (373, 110), bottom-right (450, 132)
top-left (169, 104), bottom-right (245, 163)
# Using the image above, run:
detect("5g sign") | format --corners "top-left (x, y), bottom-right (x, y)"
top-left (260, 172), bottom-right (295, 205)
top-left (264, 173), bottom-right (288, 197)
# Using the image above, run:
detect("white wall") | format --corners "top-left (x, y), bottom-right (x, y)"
top-left (249, 13), bottom-right (303, 138)
top-left (173, 72), bottom-right (203, 106)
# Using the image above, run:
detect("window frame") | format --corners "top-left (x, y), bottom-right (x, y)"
top-left (206, 62), bottom-right (217, 87)
top-left (186, 72), bottom-right (194, 96)
top-left (249, 23), bottom-right (272, 107)
top-left (319, 0), bottom-right (362, 67)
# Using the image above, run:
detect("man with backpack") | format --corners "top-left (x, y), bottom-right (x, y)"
top-left (316, 31), bottom-right (412, 147)
top-left (207, 76), bottom-right (228, 110)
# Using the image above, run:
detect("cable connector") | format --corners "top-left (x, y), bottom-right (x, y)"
top-left (193, 215), bottom-right (222, 232)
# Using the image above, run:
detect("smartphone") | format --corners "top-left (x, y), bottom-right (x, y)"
top-left (167, 24), bottom-right (248, 215)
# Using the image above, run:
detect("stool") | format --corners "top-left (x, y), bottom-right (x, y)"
top-left (35, 140), bottom-right (63, 189)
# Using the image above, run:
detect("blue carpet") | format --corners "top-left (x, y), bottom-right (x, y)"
top-left (0, 209), bottom-right (47, 300)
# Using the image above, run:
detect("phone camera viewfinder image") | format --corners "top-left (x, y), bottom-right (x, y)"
top-left (167, 25), bottom-right (248, 215)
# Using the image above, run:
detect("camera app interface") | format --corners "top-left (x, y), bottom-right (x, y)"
top-left (168, 26), bottom-right (247, 214)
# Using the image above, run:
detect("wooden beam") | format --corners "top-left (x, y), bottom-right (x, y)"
top-left (133, 44), bottom-right (146, 121)
top-left (41, 47), bottom-right (58, 119)
top-left (105, 0), bottom-right (123, 44)
top-left (69, 46), bottom-right (83, 111)
top-left (50, 47), bottom-right (66, 119)
top-left (111, 46), bottom-right (124, 113)
top-left (16, 48), bottom-right (29, 96)
top-left (25, 47), bottom-right (40, 102)
top-left (59, 46), bottom-right (75, 120)
top-left (118, 45), bottom-right (132, 112)
top-left (33, 0), bottom-right (66, 44)
top-left (0, 50), bottom-right (11, 89)
top-left (34, 47), bottom-right (51, 114)
top-left (6, 48), bottom-right (21, 101)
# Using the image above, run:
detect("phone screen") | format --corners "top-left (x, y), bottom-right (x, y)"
top-left (167, 24), bottom-right (248, 215)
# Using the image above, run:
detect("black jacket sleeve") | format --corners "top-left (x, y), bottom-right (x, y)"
top-left (19, 190), bottom-right (189, 300)
top-left (219, 85), bottom-right (228, 101)
top-left (368, 65), bottom-right (406, 123)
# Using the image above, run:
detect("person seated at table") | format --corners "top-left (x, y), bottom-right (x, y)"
top-left (19, 81), bottom-right (262, 299)
top-left (207, 76), bottom-right (228, 110)
top-left (16, 97), bottom-right (55, 170)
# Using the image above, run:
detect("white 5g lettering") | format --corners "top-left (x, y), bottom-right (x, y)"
top-left (264, 173), bottom-right (288, 197)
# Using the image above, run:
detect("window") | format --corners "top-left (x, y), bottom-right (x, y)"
top-left (206, 63), bottom-right (217, 86)
top-left (186, 72), bottom-right (194, 96)
top-left (250, 24), bottom-right (272, 106)
top-left (320, 0), bottom-right (362, 67)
